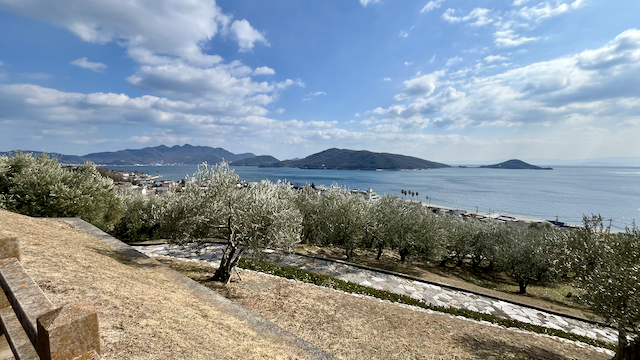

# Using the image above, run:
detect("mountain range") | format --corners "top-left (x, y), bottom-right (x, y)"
top-left (1, 145), bottom-right (254, 166)
top-left (2, 145), bottom-right (557, 171)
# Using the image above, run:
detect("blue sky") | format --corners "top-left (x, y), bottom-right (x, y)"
top-left (1, 0), bottom-right (639, 162)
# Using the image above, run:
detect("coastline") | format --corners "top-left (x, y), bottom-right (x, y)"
top-left (423, 203), bottom-right (558, 226)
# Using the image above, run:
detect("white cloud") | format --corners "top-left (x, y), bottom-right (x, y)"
top-left (0, 0), bottom-right (273, 65)
top-left (365, 29), bottom-right (640, 136)
top-left (70, 57), bottom-right (107, 72)
top-left (230, 19), bottom-right (270, 52)
top-left (0, 0), bottom-right (238, 66)
top-left (0, 83), bottom-right (340, 148)
top-left (442, 8), bottom-right (494, 27)
top-left (484, 55), bottom-right (509, 63)
top-left (494, 30), bottom-right (539, 47)
top-left (276, 108), bottom-right (285, 114)
top-left (399, 30), bottom-right (408, 38)
top-left (446, 56), bottom-right (463, 67)
top-left (420, 0), bottom-right (445, 13)
top-left (129, 136), bottom-right (152, 143)
top-left (253, 66), bottom-right (276, 76)
top-left (383, 77), bottom-right (392, 81)
top-left (516, 0), bottom-right (585, 23)
top-left (404, 61), bottom-right (414, 66)
top-left (430, 55), bottom-right (436, 63)
top-left (359, 0), bottom-right (380, 7)
top-left (512, 0), bottom-right (529, 6)
top-left (394, 71), bottom-right (445, 100)
top-left (0, 61), bottom-right (3, 66)
top-left (312, 91), bottom-right (326, 96)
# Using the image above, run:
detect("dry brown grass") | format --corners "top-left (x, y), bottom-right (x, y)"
top-left (161, 258), bottom-right (613, 360)
top-left (297, 245), bottom-right (593, 320)
top-left (0, 210), bottom-right (314, 360)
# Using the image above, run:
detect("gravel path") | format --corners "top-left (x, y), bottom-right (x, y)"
top-left (133, 242), bottom-right (618, 344)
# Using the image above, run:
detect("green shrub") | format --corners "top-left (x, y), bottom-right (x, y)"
top-left (0, 152), bottom-right (124, 231)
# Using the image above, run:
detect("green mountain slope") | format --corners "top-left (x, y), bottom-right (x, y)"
top-left (260, 148), bottom-right (450, 170)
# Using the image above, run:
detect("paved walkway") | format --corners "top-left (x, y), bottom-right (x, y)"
top-left (133, 242), bottom-right (618, 344)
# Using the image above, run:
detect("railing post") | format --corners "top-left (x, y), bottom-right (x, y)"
top-left (0, 231), bottom-right (20, 262)
top-left (37, 302), bottom-right (101, 360)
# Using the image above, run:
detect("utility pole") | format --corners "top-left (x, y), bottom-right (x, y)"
top-left (607, 218), bottom-right (613, 233)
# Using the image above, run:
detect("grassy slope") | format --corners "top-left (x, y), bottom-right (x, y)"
top-left (0, 210), bottom-right (311, 360)
top-left (161, 258), bottom-right (612, 360)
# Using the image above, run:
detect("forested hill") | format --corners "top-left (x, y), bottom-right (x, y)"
top-left (81, 144), bottom-right (255, 165)
top-left (259, 148), bottom-right (450, 170)
top-left (0, 151), bottom-right (87, 164)
top-left (1, 145), bottom-right (256, 165)
top-left (480, 159), bottom-right (553, 170)
top-left (230, 155), bottom-right (280, 166)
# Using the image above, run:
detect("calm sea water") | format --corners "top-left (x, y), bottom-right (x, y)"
top-left (113, 165), bottom-right (640, 231)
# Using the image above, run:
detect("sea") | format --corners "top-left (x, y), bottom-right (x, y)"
top-left (111, 165), bottom-right (640, 232)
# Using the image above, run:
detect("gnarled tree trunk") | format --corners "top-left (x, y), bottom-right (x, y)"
top-left (614, 328), bottom-right (640, 360)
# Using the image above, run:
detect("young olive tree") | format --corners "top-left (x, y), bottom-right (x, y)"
top-left (376, 198), bottom-right (436, 262)
top-left (314, 187), bottom-right (369, 260)
top-left (568, 216), bottom-right (640, 358)
top-left (190, 163), bottom-right (302, 283)
top-left (494, 223), bottom-right (563, 294)
top-left (0, 152), bottom-right (124, 231)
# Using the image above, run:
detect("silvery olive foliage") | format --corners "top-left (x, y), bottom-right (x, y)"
top-left (0, 152), bottom-right (124, 231)
top-left (568, 215), bottom-right (640, 357)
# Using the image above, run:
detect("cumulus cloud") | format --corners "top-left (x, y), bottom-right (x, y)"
top-left (420, 0), bottom-right (445, 13)
top-left (230, 19), bottom-right (270, 52)
top-left (383, 77), bottom-right (392, 81)
top-left (404, 61), bottom-right (414, 66)
top-left (0, 0), bottom-right (270, 64)
top-left (70, 57), bottom-right (107, 72)
top-left (399, 30), bottom-right (408, 38)
top-left (253, 66), bottom-right (275, 76)
top-left (0, 84), bottom-right (338, 145)
top-left (365, 29), bottom-right (640, 133)
top-left (394, 71), bottom-right (445, 100)
top-left (512, 0), bottom-right (529, 5)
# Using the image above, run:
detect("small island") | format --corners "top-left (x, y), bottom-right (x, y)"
top-left (480, 159), bottom-right (553, 170)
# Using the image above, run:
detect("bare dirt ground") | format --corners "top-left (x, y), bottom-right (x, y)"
top-left (297, 245), bottom-right (594, 321)
top-left (0, 210), bottom-right (314, 360)
top-left (161, 258), bottom-right (613, 360)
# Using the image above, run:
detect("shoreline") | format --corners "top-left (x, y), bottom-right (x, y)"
top-left (421, 203), bottom-right (564, 227)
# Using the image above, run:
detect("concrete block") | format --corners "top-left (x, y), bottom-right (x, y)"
top-left (0, 232), bottom-right (20, 262)
top-left (0, 258), bottom-right (55, 346)
top-left (37, 302), bottom-right (101, 360)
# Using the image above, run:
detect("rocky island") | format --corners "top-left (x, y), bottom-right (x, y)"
top-left (480, 159), bottom-right (553, 170)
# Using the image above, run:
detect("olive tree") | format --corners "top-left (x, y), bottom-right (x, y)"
top-left (494, 223), bottom-right (563, 294)
top-left (313, 187), bottom-right (369, 260)
top-left (189, 163), bottom-right (302, 283)
top-left (569, 216), bottom-right (640, 358)
top-left (0, 152), bottom-right (123, 231)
